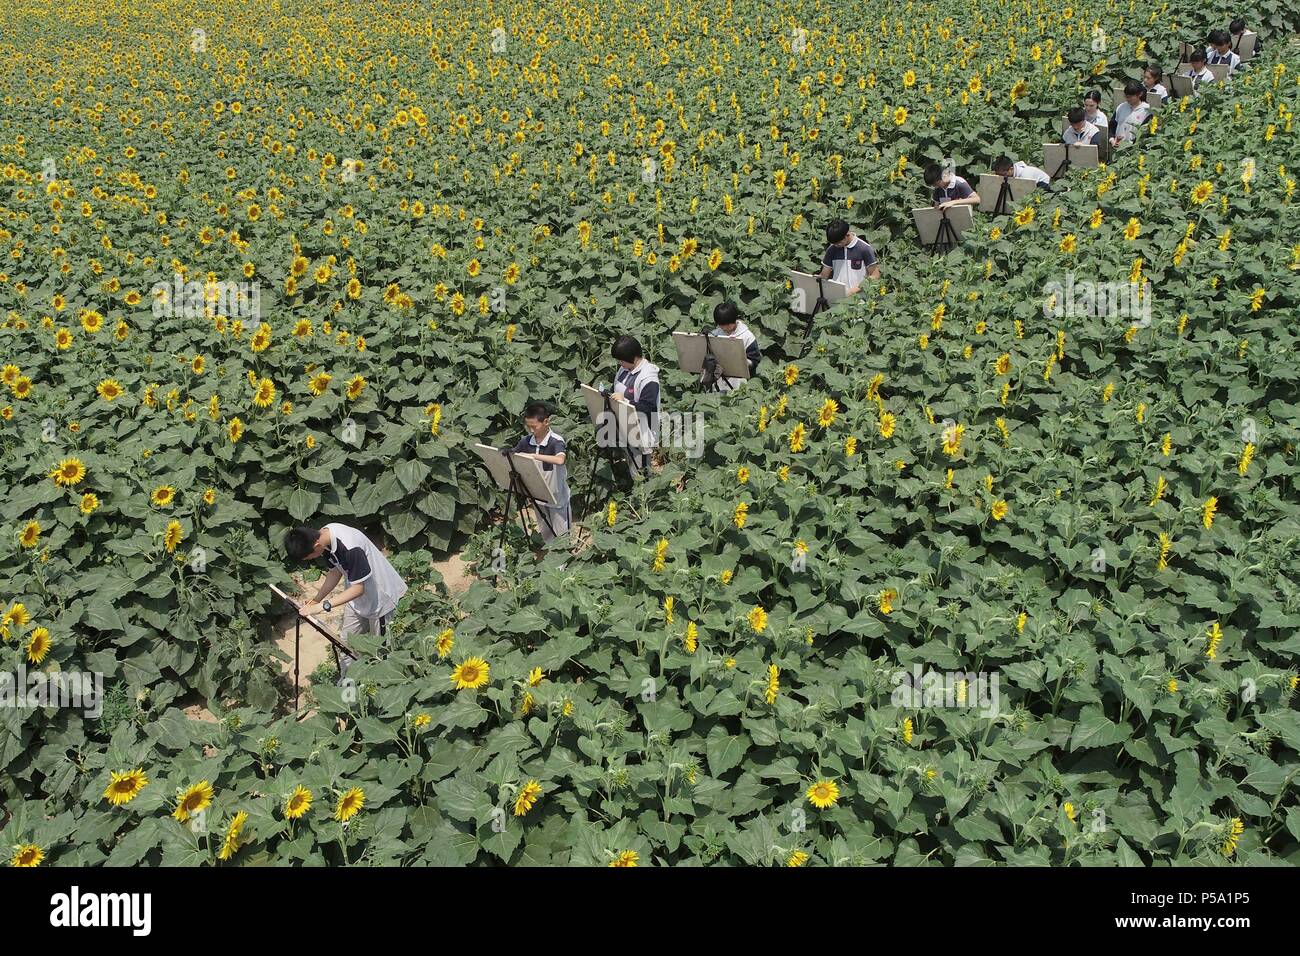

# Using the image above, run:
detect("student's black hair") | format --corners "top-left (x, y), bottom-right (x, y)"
top-left (713, 301), bottom-right (740, 326)
top-left (992, 155), bottom-right (1013, 174)
top-left (285, 525), bottom-right (321, 562)
top-left (1067, 105), bottom-right (1086, 124)
top-left (825, 219), bottom-right (849, 244)
top-left (922, 162), bottom-right (944, 186)
top-left (1208, 28), bottom-right (1230, 47)
top-left (1144, 63), bottom-right (1164, 82)
top-left (523, 400), bottom-right (553, 420)
top-left (1084, 89), bottom-right (1103, 105)
top-left (1229, 18), bottom-right (1245, 35)
top-left (611, 335), bottom-right (643, 363)
top-left (1123, 79), bottom-right (1145, 98)
top-left (1190, 48), bottom-right (1208, 64)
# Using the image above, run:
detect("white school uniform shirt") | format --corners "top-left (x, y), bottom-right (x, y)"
top-left (1012, 161), bottom-right (1051, 186)
top-left (323, 522), bottom-right (408, 620)
top-left (514, 429), bottom-right (570, 511)
top-left (1147, 83), bottom-right (1169, 101)
top-left (1206, 47), bottom-right (1240, 71)
top-left (1113, 101), bottom-right (1151, 142)
top-left (1083, 107), bottom-right (1108, 130)
top-left (1185, 66), bottom-right (1216, 89)
top-left (613, 359), bottom-right (661, 450)
top-left (1063, 120), bottom-right (1101, 145)
top-left (705, 321), bottom-right (759, 392)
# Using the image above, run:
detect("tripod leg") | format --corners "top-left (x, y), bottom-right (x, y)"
top-left (294, 616), bottom-right (301, 712)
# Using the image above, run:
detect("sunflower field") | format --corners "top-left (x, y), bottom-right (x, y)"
top-left (1, 0), bottom-right (1299, 868)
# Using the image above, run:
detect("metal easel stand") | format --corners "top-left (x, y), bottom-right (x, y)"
top-left (928, 211), bottom-right (961, 254)
top-left (495, 451), bottom-right (556, 562)
top-left (798, 277), bottom-right (833, 357)
top-left (580, 391), bottom-right (635, 522)
top-left (270, 584), bottom-right (354, 714)
top-left (992, 176), bottom-right (1014, 216)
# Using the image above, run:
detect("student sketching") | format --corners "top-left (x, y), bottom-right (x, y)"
top-left (704, 301), bottom-right (761, 393)
top-left (1206, 30), bottom-right (1241, 73)
top-left (992, 155), bottom-right (1051, 190)
top-left (1082, 90), bottom-right (1109, 133)
top-left (284, 523), bottom-right (409, 681)
top-left (924, 163), bottom-right (981, 209)
top-left (1143, 65), bottom-right (1170, 103)
top-left (1230, 19), bottom-right (1258, 57)
top-left (1110, 81), bottom-right (1152, 147)
top-left (1184, 50), bottom-right (1216, 91)
top-left (609, 334), bottom-right (660, 474)
top-left (817, 219), bottom-right (880, 294)
top-left (1062, 106), bottom-right (1103, 146)
top-left (509, 400), bottom-right (570, 542)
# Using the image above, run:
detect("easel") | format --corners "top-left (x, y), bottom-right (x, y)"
top-left (931, 212), bottom-right (960, 253)
top-left (578, 384), bottom-right (637, 518)
top-left (472, 443), bottom-right (558, 564)
top-left (991, 176), bottom-right (1014, 215)
top-left (673, 330), bottom-right (751, 394)
top-left (1044, 142), bottom-right (1099, 180)
top-left (786, 270), bottom-right (849, 354)
top-left (270, 583), bottom-right (355, 713)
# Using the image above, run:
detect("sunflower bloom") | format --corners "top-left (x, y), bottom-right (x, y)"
top-left (284, 786), bottom-right (313, 819)
top-left (513, 780), bottom-right (543, 816)
top-left (103, 768), bottom-right (149, 806)
top-left (173, 780), bottom-right (214, 822)
top-left (335, 787), bottom-right (365, 822)
top-left (451, 657), bottom-right (490, 690)
top-left (806, 779), bottom-right (840, 809)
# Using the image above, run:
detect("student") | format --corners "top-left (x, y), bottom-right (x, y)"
top-left (1206, 29), bottom-right (1241, 72)
top-left (1184, 50), bottom-right (1216, 91)
top-left (1082, 90), bottom-right (1109, 132)
top-left (1111, 81), bottom-right (1152, 146)
top-left (1230, 19), bottom-right (1258, 56)
top-left (992, 154), bottom-right (1051, 189)
top-left (285, 523), bottom-right (409, 681)
top-left (924, 163), bottom-right (980, 209)
top-left (1143, 65), bottom-right (1170, 103)
top-left (1062, 106), bottom-right (1102, 146)
top-left (510, 400), bottom-right (570, 542)
top-left (609, 334), bottom-right (660, 474)
top-left (817, 219), bottom-right (880, 292)
top-left (704, 301), bottom-right (761, 392)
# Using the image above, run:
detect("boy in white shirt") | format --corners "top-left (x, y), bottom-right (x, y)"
top-left (703, 301), bottom-right (761, 393)
top-left (286, 523), bottom-right (409, 680)
top-left (817, 219), bottom-right (880, 293)
top-left (992, 154), bottom-right (1051, 189)
top-left (510, 401), bottom-right (570, 542)
top-left (1062, 106), bottom-right (1102, 146)
top-left (924, 163), bottom-right (981, 209)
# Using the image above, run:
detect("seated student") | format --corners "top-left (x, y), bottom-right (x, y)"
top-left (1062, 106), bottom-right (1103, 146)
top-left (510, 400), bottom-right (570, 542)
top-left (609, 334), bottom-right (660, 474)
top-left (1111, 81), bottom-right (1152, 146)
top-left (924, 163), bottom-right (981, 210)
top-left (1082, 90), bottom-right (1109, 132)
top-left (1184, 49), bottom-right (1216, 91)
top-left (817, 219), bottom-right (880, 293)
top-left (1230, 19), bottom-right (1259, 56)
top-left (1206, 29), bottom-right (1241, 72)
top-left (704, 301), bottom-right (760, 393)
top-left (1144, 64), bottom-right (1170, 103)
top-left (992, 154), bottom-right (1051, 189)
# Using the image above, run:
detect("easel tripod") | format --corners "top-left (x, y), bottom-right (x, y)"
top-left (494, 449), bottom-right (556, 559)
top-left (928, 209), bottom-right (962, 253)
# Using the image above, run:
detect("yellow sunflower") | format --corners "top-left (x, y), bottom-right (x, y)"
top-left (103, 768), bottom-right (148, 806)
top-left (172, 780), bottom-right (214, 822)
top-left (451, 657), bottom-right (491, 690)
top-left (284, 786), bottom-right (313, 820)
top-left (806, 779), bottom-right (840, 809)
top-left (334, 786), bottom-right (365, 822)
top-left (50, 457), bottom-right (86, 486)
top-left (150, 484), bottom-right (176, 507)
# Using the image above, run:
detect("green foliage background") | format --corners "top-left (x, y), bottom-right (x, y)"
top-left (0, 0), bottom-right (1297, 865)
